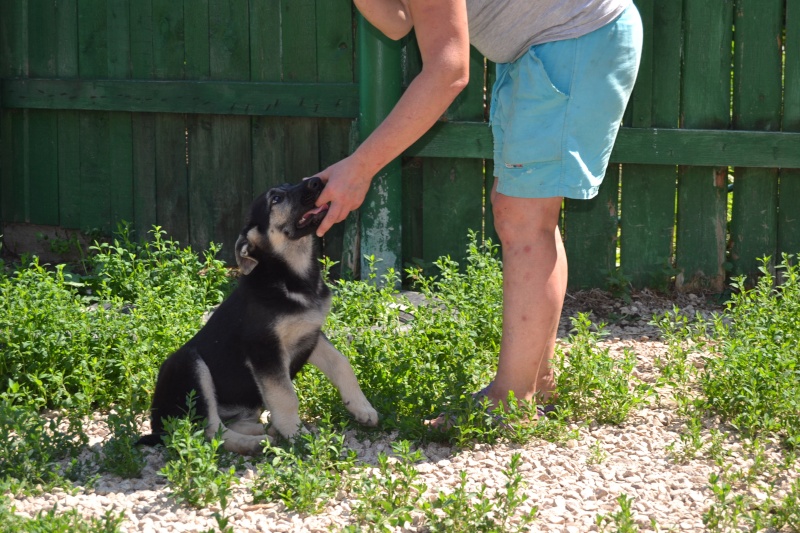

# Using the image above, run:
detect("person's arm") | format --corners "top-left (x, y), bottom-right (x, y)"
top-left (314, 0), bottom-right (470, 236)
top-left (354, 0), bottom-right (413, 40)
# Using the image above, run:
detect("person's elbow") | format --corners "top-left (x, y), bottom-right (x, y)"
top-left (383, 22), bottom-right (413, 41)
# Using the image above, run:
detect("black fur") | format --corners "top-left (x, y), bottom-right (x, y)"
top-left (138, 178), bottom-right (377, 454)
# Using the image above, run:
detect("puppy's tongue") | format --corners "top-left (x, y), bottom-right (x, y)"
top-left (298, 204), bottom-right (329, 226)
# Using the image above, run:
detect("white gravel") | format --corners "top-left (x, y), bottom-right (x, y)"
top-left (5, 290), bottom-right (799, 532)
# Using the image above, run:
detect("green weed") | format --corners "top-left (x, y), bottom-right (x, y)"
top-left (159, 392), bottom-right (236, 510)
top-left (0, 496), bottom-right (124, 533)
top-left (423, 453), bottom-right (537, 532)
top-left (554, 313), bottom-right (652, 425)
top-left (251, 417), bottom-right (357, 513)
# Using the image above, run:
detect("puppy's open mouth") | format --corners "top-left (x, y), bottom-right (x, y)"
top-left (297, 204), bottom-right (329, 228)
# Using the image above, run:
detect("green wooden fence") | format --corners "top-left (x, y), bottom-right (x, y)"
top-left (1, 0), bottom-right (799, 291)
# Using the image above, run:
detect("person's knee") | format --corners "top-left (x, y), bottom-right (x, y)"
top-left (491, 194), bottom-right (562, 247)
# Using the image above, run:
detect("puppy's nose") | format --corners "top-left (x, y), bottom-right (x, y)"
top-left (304, 177), bottom-right (323, 192)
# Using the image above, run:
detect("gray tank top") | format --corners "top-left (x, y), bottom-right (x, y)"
top-left (467, 0), bottom-right (631, 63)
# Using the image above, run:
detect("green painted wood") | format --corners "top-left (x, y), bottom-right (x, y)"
top-left (357, 15), bottom-right (403, 281)
top-left (564, 165), bottom-right (621, 290)
top-left (77, 0), bottom-right (114, 232)
top-left (27, 1), bottom-right (59, 225)
top-left (281, 0), bottom-right (320, 181)
top-left (107, 0), bottom-right (134, 228)
top-left (618, 0), bottom-right (681, 289)
top-left (250, 0), bottom-right (286, 197)
top-left (55, 0), bottom-right (81, 230)
top-left (129, 0), bottom-right (158, 238)
top-left (405, 123), bottom-right (800, 169)
top-left (779, 1), bottom-right (800, 257)
top-left (188, 0), bottom-right (252, 263)
top-left (484, 61), bottom-right (498, 246)
top-left (729, 0), bottom-right (783, 279)
top-left (399, 34), bottom-right (424, 276)
top-left (0, 0), bottom-right (27, 223)
top-left (152, 0), bottom-right (190, 245)
top-left (1, 78), bottom-right (359, 118)
top-left (316, 0), bottom-right (354, 273)
top-left (422, 46), bottom-right (485, 270)
top-left (675, 0), bottom-right (733, 291)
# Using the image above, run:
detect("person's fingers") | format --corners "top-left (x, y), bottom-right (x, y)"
top-left (316, 203), bottom-right (342, 237)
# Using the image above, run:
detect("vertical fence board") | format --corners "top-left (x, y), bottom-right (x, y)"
top-left (619, 0), bottom-right (681, 289)
top-left (316, 0), bottom-right (354, 271)
top-left (152, 0), bottom-right (189, 244)
top-left (130, 0), bottom-right (158, 238)
top-left (675, 0), bottom-right (733, 291)
top-left (729, 0), bottom-right (783, 278)
top-left (55, 0), bottom-right (81, 230)
top-left (0, 0), bottom-right (27, 223)
top-left (421, 46), bottom-right (485, 269)
top-left (400, 37), bottom-right (424, 272)
top-left (564, 167), bottom-right (620, 290)
top-left (107, 0), bottom-right (134, 228)
top-left (27, 2), bottom-right (59, 225)
top-left (188, 0), bottom-right (251, 261)
top-left (779, 3), bottom-right (800, 257)
top-left (281, 0), bottom-right (320, 180)
top-left (250, 0), bottom-right (285, 195)
top-left (77, 0), bottom-right (113, 231)
top-left (484, 61), bottom-right (498, 246)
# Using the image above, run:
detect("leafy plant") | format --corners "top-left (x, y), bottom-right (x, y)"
top-left (0, 496), bottom-right (124, 533)
top-left (596, 494), bottom-right (639, 532)
top-left (554, 313), bottom-right (652, 424)
top-left (423, 453), bottom-right (537, 532)
top-left (159, 392), bottom-right (236, 510)
top-left (98, 408), bottom-right (147, 479)
top-left (699, 255), bottom-right (800, 448)
top-left (0, 397), bottom-right (87, 490)
top-left (345, 440), bottom-right (427, 532)
top-left (251, 417), bottom-right (357, 513)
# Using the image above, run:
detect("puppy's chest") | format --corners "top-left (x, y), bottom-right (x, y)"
top-left (271, 288), bottom-right (330, 353)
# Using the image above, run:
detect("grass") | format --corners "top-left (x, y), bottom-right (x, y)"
top-left (0, 228), bottom-right (798, 530)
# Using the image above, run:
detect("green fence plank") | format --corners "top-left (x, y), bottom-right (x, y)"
top-left (564, 166), bottom-right (621, 290)
top-left (250, 0), bottom-right (286, 196)
top-left (107, 0), bottom-right (134, 228)
top-left (0, 0), bottom-right (27, 223)
top-left (619, 0), bottom-right (681, 289)
top-left (188, 0), bottom-right (252, 262)
top-left (130, 0), bottom-right (157, 238)
top-left (316, 0), bottom-right (354, 272)
top-left (77, 0), bottom-right (113, 232)
top-left (729, 0), bottom-right (783, 279)
top-left (27, 1), bottom-right (59, 225)
top-left (55, 0), bottom-right (81, 230)
top-left (152, 0), bottom-right (189, 244)
top-left (422, 46), bottom-right (485, 270)
top-left (675, 0), bottom-right (733, 291)
top-left (281, 0), bottom-right (320, 180)
top-left (779, 3), bottom-right (800, 257)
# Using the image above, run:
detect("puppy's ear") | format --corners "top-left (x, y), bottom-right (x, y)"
top-left (235, 234), bottom-right (259, 275)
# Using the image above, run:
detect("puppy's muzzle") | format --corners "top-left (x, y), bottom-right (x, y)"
top-left (297, 177), bottom-right (329, 229)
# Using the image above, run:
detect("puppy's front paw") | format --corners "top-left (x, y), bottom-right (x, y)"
top-left (349, 401), bottom-right (379, 427)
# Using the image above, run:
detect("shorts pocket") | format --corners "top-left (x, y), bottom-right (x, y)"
top-left (501, 48), bottom-right (569, 166)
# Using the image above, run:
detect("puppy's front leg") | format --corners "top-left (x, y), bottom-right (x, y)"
top-left (252, 371), bottom-right (305, 439)
top-left (308, 335), bottom-right (378, 427)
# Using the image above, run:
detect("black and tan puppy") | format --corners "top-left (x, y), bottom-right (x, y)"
top-left (138, 178), bottom-right (378, 455)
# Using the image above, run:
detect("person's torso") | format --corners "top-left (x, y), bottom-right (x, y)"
top-left (466, 0), bottom-right (631, 63)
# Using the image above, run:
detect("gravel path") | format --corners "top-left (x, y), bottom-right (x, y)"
top-left (6, 290), bottom-right (800, 532)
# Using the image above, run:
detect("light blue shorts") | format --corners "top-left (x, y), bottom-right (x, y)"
top-left (490, 4), bottom-right (643, 199)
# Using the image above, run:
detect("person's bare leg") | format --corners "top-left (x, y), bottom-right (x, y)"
top-left (486, 180), bottom-right (567, 410)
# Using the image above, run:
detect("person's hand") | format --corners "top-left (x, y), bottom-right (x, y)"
top-left (312, 155), bottom-right (374, 237)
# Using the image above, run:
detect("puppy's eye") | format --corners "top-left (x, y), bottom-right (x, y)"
top-left (271, 195), bottom-right (283, 205)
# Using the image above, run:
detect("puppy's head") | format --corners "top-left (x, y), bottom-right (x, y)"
top-left (235, 177), bottom-right (328, 275)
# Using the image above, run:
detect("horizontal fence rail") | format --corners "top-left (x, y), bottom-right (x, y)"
top-left (1, 0), bottom-right (799, 292)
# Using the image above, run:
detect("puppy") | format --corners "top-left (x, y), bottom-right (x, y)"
top-left (137, 177), bottom-right (378, 455)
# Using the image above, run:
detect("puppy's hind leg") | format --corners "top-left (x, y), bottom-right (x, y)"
top-left (195, 360), bottom-right (268, 455)
top-left (308, 335), bottom-right (379, 427)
